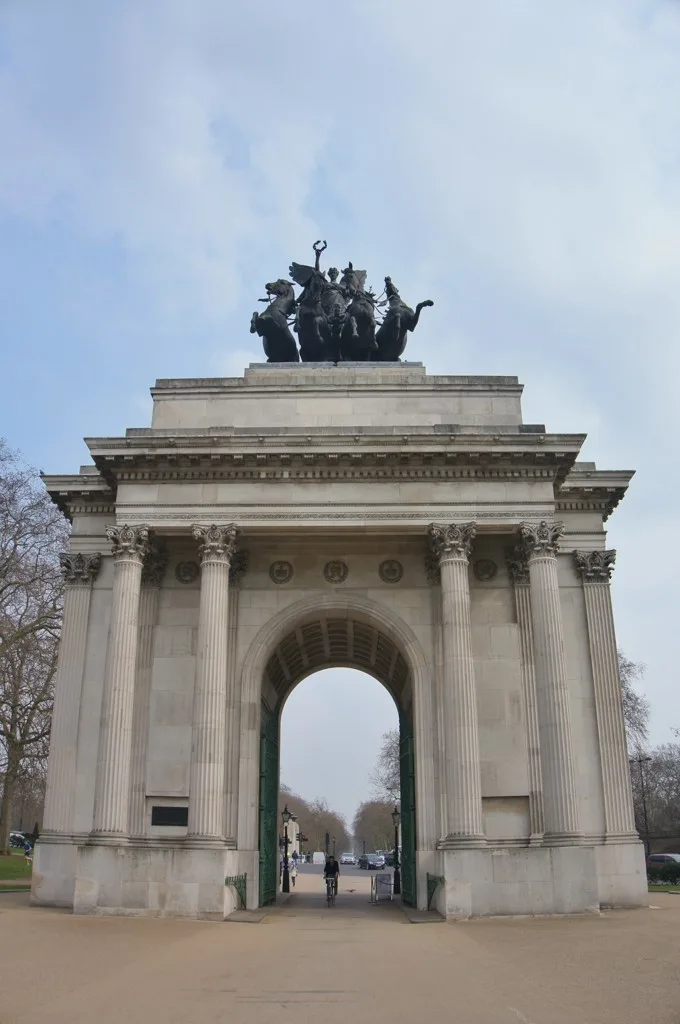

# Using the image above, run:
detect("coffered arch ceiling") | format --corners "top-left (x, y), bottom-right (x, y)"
top-left (264, 615), bottom-right (411, 709)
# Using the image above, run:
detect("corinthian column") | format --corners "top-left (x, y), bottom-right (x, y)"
top-left (92, 525), bottom-right (150, 838)
top-left (428, 523), bottom-right (485, 846)
top-left (187, 524), bottom-right (238, 843)
top-left (42, 553), bottom-right (102, 836)
top-left (506, 545), bottom-right (545, 844)
top-left (519, 521), bottom-right (581, 844)
top-left (128, 543), bottom-right (168, 838)
top-left (225, 549), bottom-right (248, 842)
top-left (573, 550), bottom-right (637, 841)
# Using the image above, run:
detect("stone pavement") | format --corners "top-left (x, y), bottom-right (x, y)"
top-left (1, 881), bottom-right (679, 1024)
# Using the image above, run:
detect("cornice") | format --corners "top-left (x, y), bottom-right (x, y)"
top-left (83, 432), bottom-right (584, 489)
top-left (556, 467), bottom-right (634, 521)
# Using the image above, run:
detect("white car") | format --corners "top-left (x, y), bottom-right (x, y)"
top-left (339, 852), bottom-right (356, 865)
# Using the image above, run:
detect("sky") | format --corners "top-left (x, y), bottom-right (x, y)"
top-left (1, 1), bottom-right (679, 822)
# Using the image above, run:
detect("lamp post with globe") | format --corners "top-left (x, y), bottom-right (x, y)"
top-left (392, 805), bottom-right (401, 896)
top-left (281, 805), bottom-right (291, 893)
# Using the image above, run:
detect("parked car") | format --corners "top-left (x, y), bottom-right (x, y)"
top-left (9, 831), bottom-right (24, 848)
top-left (364, 853), bottom-right (386, 870)
top-left (340, 852), bottom-right (356, 865)
top-left (647, 853), bottom-right (680, 869)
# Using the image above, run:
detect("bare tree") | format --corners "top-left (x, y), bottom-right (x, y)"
top-left (618, 650), bottom-right (649, 752)
top-left (369, 728), bottom-right (400, 801)
top-left (277, 788), bottom-right (351, 853)
top-left (353, 799), bottom-right (395, 853)
top-left (0, 441), bottom-right (68, 854)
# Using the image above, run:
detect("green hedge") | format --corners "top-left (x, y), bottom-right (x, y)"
top-left (648, 862), bottom-right (680, 885)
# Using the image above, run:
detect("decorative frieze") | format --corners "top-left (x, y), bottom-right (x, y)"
top-left (191, 523), bottom-right (238, 563)
top-left (473, 558), bottom-right (497, 582)
top-left (175, 560), bottom-right (199, 584)
top-left (270, 560), bottom-right (293, 584)
top-left (59, 552), bottom-right (102, 586)
top-left (519, 520), bottom-right (564, 558)
top-left (324, 560), bottom-right (348, 583)
top-left (573, 549), bottom-right (616, 582)
top-left (379, 559), bottom-right (403, 583)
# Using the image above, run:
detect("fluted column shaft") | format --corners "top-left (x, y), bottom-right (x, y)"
top-left (43, 554), bottom-right (102, 835)
top-left (521, 521), bottom-right (581, 844)
top-left (429, 523), bottom-right (485, 846)
top-left (188, 524), bottom-right (237, 843)
top-left (92, 526), bottom-right (149, 837)
top-left (512, 573), bottom-right (545, 842)
top-left (574, 551), bottom-right (637, 840)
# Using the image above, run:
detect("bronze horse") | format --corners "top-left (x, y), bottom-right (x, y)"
top-left (375, 277), bottom-right (433, 361)
top-left (250, 279), bottom-right (299, 363)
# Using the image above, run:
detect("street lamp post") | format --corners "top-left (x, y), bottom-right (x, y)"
top-left (392, 805), bottom-right (401, 896)
top-left (629, 755), bottom-right (652, 858)
top-left (332, 835), bottom-right (336, 856)
top-left (281, 805), bottom-right (291, 893)
top-left (362, 837), bottom-right (366, 855)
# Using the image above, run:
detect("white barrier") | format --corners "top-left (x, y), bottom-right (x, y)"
top-left (370, 872), bottom-right (393, 903)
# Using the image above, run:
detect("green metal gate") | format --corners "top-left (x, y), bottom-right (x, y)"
top-left (399, 707), bottom-right (417, 907)
top-left (259, 703), bottom-right (280, 906)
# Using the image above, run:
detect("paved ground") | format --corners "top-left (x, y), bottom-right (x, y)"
top-left (1, 876), bottom-right (679, 1024)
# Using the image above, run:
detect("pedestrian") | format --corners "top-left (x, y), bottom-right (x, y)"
top-left (24, 839), bottom-right (32, 866)
top-left (290, 862), bottom-right (297, 888)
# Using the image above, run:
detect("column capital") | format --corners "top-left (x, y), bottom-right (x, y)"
top-left (191, 523), bottom-right (238, 564)
top-left (505, 544), bottom-right (530, 585)
top-left (59, 552), bottom-right (102, 586)
top-left (428, 522), bottom-right (476, 566)
top-left (106, 524), bottom-right (151, 563)
top-left (141, 541), bottom-right (169, 587)
top-left (573, 549), bottom-right (616, 582)
top-left (229, 548), bottom-right (249, 586)
top-left (518, 520), bottom-right (564, 559)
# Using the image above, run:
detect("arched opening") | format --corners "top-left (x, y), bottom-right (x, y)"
top-left (256, 612), bottom-right (417, 908)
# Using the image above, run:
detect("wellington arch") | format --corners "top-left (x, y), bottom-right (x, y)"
top-left (32, 362), bottom-right (648, 920)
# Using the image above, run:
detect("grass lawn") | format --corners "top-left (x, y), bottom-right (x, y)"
top-left (649, 884), bottom-right (680, 893)
top-left (0, 851), bottom-right (32, 882)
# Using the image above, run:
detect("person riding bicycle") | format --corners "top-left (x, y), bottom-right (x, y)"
top-left (324, 854), bottom-right (339, 895)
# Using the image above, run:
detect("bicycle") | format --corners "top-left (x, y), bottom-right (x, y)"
top-left (325, 875), bottom-right (336, 907)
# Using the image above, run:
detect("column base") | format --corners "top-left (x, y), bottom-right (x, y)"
top-left (542, 831), bottom-right (584, 847)
top-left (184, 835), bottom-right (235, 850)
top-left (438, 833), bottom-right (487, 850)
top-left (87, 832), bottom-right (130, 846)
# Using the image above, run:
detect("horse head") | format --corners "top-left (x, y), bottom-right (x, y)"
top-left (266, 279), bottom-right (295, 300)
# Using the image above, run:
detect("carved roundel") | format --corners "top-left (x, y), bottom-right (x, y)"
top-left (473, 558), bottom-right (498, 582)
top-left (175, 560), bottom-right (200, 584)
top-left (323, 560), bottom-right (348, 584)
top-left (379, 559), bottom-right (403, 583)
top-left (269, 561), bottom-right (294, 584)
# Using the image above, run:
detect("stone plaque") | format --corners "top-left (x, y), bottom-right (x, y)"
top-left (323, 560), bottom-right (348, 584)
top-left (270, 561), bottom-right (293, 584)
top-left (473, 559), bottom-right (498, 582)
top-left (175, 560), bottom-right (199, 584)
top-left (379, 559), bottom-right (403, 583)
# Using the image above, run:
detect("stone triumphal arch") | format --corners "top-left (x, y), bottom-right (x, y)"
top-left (33, 364), bottom-right (648, 919)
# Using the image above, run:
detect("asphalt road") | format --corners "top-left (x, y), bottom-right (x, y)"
top-left (293, 862), bottom-right (394, 878)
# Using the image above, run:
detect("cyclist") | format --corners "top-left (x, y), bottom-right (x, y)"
top-left (324, 854), bottom-right (340, 897)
